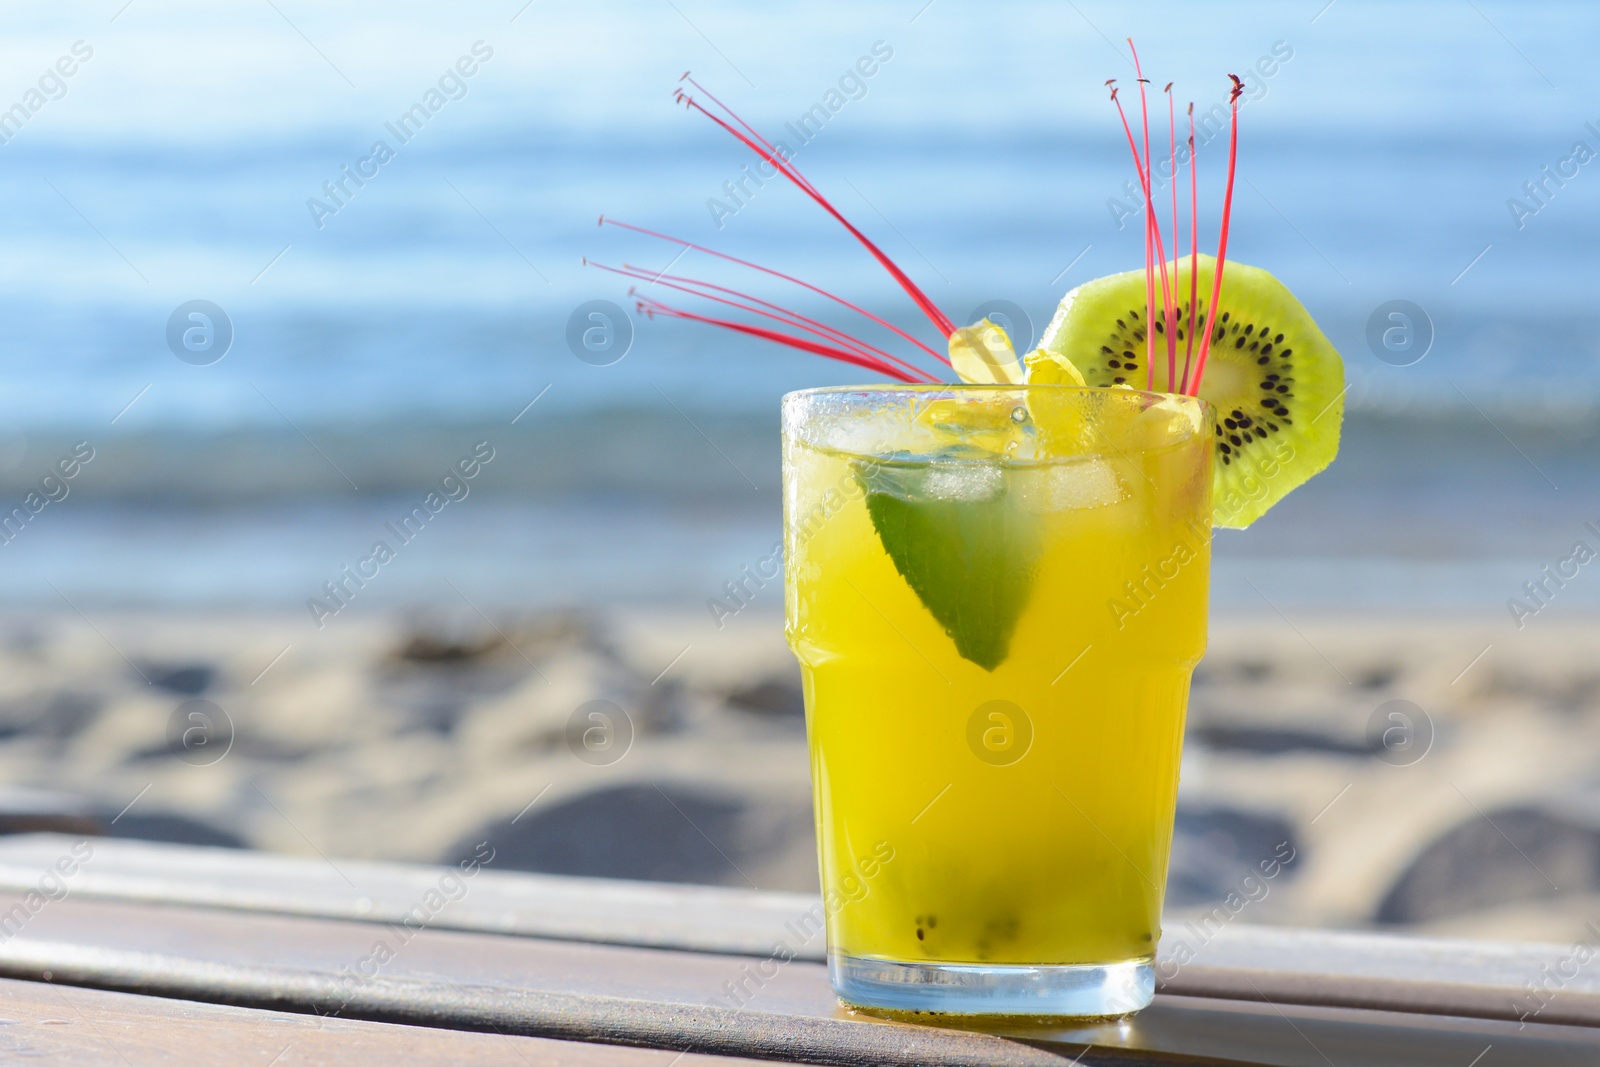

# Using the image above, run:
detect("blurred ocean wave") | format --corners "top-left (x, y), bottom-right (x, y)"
top-left (0, 408), bottom-right (1586, 504)
top-left (0, 0), bottom-right (1590, 605)
top-left (0, 3), bottom-right (1595, 425)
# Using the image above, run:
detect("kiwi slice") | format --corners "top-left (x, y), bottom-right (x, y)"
top-left (1038, 254), bottom-right (1344, 528)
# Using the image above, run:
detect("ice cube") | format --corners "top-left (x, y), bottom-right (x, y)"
top-left (920, 464), bottom-right (1004, 502)
top-left (816, 414), bottom-right (892, 458)
top-left (1016, 458), bottom-right (1126, 512)
top-left (1139, 394), bottom-right (1205, 447)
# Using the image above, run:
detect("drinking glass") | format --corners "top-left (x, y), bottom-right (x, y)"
top-left (782, 384), bottom-right (1212, 1017)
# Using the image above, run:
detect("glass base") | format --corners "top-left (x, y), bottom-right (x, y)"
top-left (830, 952), bottom-right (1154, 1019)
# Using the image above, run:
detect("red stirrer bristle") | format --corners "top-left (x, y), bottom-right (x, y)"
top-left (1186, 74), bottom-right (1244, 396)
top-left (1108, 85), bottom-right (1154, 390)
top-left (598, 217), bottom-right (949, 366)
top-left (678, 82), bottom-right (956, 338)
top-left (1164, 83), bottom-right (1179, 392)
top-left (679, 75), bottom-right (821, 199)
top-left (1181, 103), bottom-right (1199, 392)
top-left (635, 295), bottom-right (926, 383)
top-left (1129, 42), bottom-right (1176, 394)
top-left (639, 267), bottom-right (939, 382)
top-left (1131, 72), bottom-right (1155, 390)
top-left (586, 259), bottom-right (938, 383)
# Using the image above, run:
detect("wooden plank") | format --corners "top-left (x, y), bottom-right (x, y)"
top-left (0, 834), bottom-right (1594, 1030)
top-left (0, 896), bottom-right (1594, 1067)
top-left (0, 833), bottom-right (816, 957)
top-left (0, 975), bottom-right (787, 1066)
top-left (1159, 924), bottom-right (1600, 1026)
top-left (0, 898), bottom-right (1176, 1067)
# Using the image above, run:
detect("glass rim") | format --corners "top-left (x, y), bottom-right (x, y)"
top-left (783, 383), bottom-right (1213, 416)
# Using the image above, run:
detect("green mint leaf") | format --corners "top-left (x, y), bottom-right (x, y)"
top-left (857, 461), bottom-right (1039, 671)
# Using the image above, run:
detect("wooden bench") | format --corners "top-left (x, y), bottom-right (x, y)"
top-left (0, 833), bottom-right (1593, 1065)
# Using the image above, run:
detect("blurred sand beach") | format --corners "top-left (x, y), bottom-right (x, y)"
top-left (6, 605), bottom-right (1599, 946)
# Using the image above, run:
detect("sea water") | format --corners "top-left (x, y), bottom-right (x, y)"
top-left (0, 1), bottom-right (1592, 618)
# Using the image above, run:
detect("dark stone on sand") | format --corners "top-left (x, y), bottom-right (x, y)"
top-left (0, 790), bottom-right (242, 846)
top-left (1166, 805), bottom-right (1301, 909)
top-left (723, 678), bottom-right (805, 720)
top-left (1191, 724), bottom-right (1380, 757)
top-left (142, 664), bottom-right (217, 696)
top-left (106, 812), bottom-right (245, 849)
top-left (392, 611), bottom-right (607, 667)
top-left (396, 633), bottom-right (506, 665)
top-left (32, 692), bottom-right (104, 740)
top-left (1193, 659), bottom-right (1275, 686)
top-left (450, 783), bottom-right (809, 887)
top-left (1356, 664), bottom-right (1402, 690)
top-left (1377, 807), bottom-right (1600, 924)
top-left (0, 692), bottom-right (105, 742)
top-left (224, 734), bottom-right (315, 762)
top-left (375, 661), bottom-right (531, 736)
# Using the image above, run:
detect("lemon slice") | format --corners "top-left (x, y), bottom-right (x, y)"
top-left (1019, 348), bottom-right (1091, 456)
top-left (1022, 348), bottom-right (1086, 386)
top-left (949, 318), bottom-right (1023, 384)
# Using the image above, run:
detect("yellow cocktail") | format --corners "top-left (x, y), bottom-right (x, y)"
top-left (783, 385), bottom-right (1212, 1016)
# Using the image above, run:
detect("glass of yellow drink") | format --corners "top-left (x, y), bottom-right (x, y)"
top-left (782, 384), bottom-right (1213, 1018)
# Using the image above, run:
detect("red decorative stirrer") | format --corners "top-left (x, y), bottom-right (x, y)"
top-left (586, 75), bottom-right (958, 384)
top-left (1185, 73), bottom-right (1244, 396)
